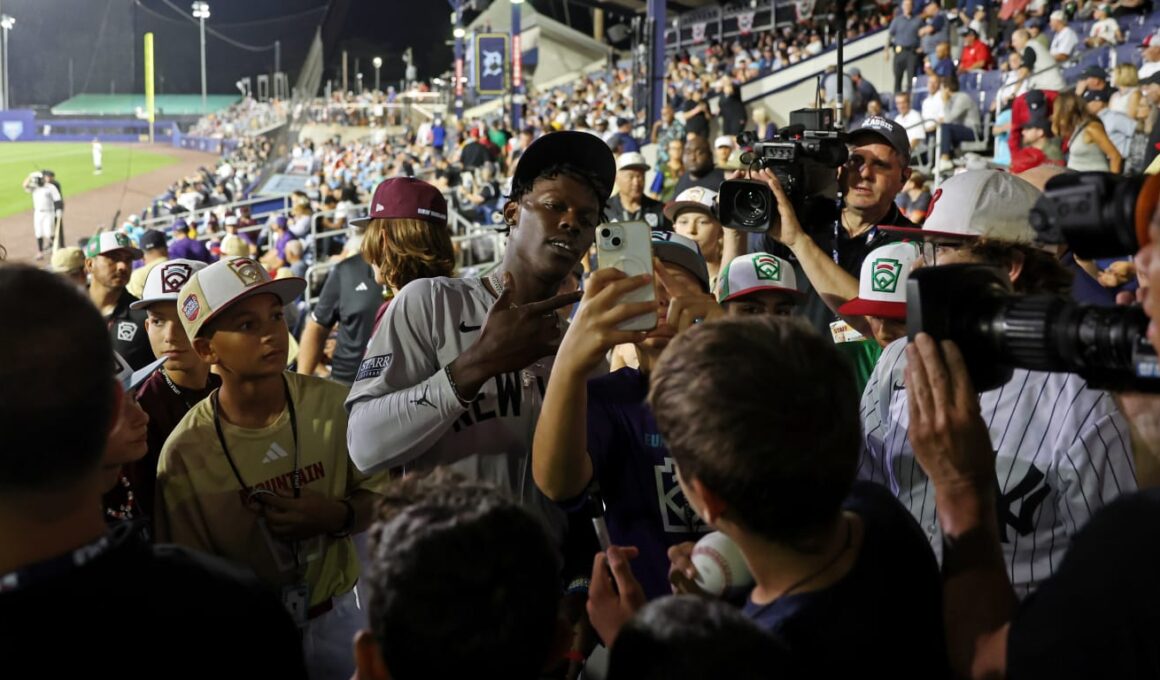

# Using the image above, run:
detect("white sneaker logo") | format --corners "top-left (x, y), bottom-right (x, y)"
top-left (355, 282), bottom-right (368, 292)
top-left (262, 442), bottom-right (290, 464)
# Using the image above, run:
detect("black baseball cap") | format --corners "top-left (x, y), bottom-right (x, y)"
top-left (512, 131), bottom-right (616, 200)
top-left (139, 229), bottom-right (168, 250)
top-left (1141, 71), bottom-right (1160, 86)
top-left (848, 116), bottom-right (911, 158)
top-left (1081, 65), bottom-right (1108, 81)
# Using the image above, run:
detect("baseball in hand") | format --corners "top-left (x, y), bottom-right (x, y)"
top-left (691, 531), bottom-right (754, 597)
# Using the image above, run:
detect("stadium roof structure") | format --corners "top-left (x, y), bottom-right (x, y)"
top-left (51, 94), bottom-right (241, 117)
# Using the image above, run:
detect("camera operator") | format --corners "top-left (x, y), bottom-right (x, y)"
top-left (899, 180), bottom-right (1160, 679)
top-left (749, 116), bottom-right (915, 336)
top-left (21, 171), bottom-right (63, 260)
top-left (857, 170), bottom-right (1136, 600)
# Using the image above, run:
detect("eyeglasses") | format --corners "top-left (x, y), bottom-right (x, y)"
top-left (920, 240), bottom-right (967, 265)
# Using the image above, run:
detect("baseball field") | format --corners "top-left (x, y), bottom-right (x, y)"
top-left (0, 142), bottom-right (181, 219)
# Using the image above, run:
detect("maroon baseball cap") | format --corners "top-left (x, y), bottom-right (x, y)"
top-left (348, 177), bottom-right (448, 228)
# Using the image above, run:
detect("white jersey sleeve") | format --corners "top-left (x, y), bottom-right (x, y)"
top-left (344, 278), bottom-right (469, 473)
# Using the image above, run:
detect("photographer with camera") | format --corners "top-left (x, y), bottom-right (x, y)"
top-left (858, 170), bottom-right (1136, 600)
top-left (897, 182), bottom-right (1160, 679)
top-left (21, 170), bottom-right (63, 260)
top-left (728, 115), bottom-right (915, 337)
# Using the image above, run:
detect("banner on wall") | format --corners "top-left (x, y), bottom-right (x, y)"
top-left (475, 33), bottom-right (509, 96)
top-left (737, 11), bottom-right (756, 34)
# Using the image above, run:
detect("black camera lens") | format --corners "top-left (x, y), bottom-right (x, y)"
top-left (601, 228), bottom-right (612, 238)
top-left (732, 188), bottom-right (770, 227)
top-left (611, 237), bottom-right (622, 247)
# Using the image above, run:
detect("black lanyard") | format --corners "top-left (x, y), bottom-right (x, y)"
top-left (211, 376), bottom-right (301, 501)
top-left (161, 368), bottom-right (196, 411)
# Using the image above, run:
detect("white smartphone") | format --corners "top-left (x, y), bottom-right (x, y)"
top-left (595, 221), bottom-right (657, 331)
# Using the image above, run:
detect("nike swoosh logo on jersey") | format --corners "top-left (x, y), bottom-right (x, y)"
top-left (892, 380), bottom-right (906, 391)
top-left (458, 321), bottom-right (481, 332)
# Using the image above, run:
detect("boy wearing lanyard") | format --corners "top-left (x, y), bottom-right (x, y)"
top-left (127, 258), bottom-right (219, 521)
top-left (156, 256), bottom-right (385, 680)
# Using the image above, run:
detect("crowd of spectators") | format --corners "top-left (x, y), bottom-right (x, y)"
top-left (6, 1), bottom-right (1160, 677)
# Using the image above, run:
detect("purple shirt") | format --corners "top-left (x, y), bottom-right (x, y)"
top-left (274, 231), bottom-right (295, 262)
top-left (167, 236), bottom-right (211, 263)
top-left (586, 368), bottom-right (711, 600)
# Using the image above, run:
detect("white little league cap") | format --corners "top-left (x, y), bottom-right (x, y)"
top-left (177, 256), bottom-right (305, 339)
top-left (837, 241), bottom-right (921, 320)
top-left (663, 186), bottom-right (718, 222)
top-left (130, 259), bottom-right (208, 311)
top-left (714, 135), bottom-right (735, 149)
top-left (882, 170), bottom-right (1040, 243)
top-left (716, 252), bottom-right (802, 304)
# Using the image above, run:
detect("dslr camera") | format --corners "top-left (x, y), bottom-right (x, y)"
top-left (717, 108), bottom-right (848, 233)
top-left (908, 172), bottom-right (1160, 393)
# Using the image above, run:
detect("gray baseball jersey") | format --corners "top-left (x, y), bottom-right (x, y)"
top-left (345, 276), bottom-right (564, 537)
top-left (858, 338), bottom-right (1137, 598)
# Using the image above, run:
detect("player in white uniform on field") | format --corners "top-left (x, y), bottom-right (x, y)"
top-left (21, 170), bottom-right (63, 260)
top-left (92, 138), bottom-right (103, 175)
top-left (345, 131), bottom-right (615, 538)
top-left (857, 171), bottom-right (1136, 598)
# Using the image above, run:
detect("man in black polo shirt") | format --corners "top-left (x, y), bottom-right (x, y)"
top-left (753, 116), bottom-right (914, 335)
top-left (84, 232), bottom-right (152, 369)
top-left (604, 152), bottom-right (665, 230)
top-left (298, 247), bottom-right (384, 385)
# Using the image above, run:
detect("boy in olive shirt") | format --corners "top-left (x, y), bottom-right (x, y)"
top-left (156, 256), bottom-right (385, 680)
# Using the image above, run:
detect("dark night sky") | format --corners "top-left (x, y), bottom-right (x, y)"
top-left (3, 0), bottom-right (607, 106)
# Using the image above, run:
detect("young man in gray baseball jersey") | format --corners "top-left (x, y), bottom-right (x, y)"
top-left (345, 131), bottom-right (615, 535)
top-left (857, 170), bottom-right (1136, 598)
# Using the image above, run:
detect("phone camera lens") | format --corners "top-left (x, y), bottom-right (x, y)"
top-left (611, 237), bottom-right (622, 247)
top-left (601, 228), bottom-right (612, 238)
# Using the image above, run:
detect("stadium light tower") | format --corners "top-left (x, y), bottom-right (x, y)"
top-left (373, 56), bottom-right (382, 93)
top-left (192, 1), bottom-right (210, 114)
top-left (0, 14), bottom-right (14, 111)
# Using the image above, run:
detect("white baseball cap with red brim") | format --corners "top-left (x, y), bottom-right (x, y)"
top-left (880, 170), bottom-right (1041, 244)
top-left (837, 241), bottom-right (921, 320)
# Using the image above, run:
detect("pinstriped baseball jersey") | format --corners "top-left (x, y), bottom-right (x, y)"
top-left (857, 338), bottom-right (1137, 598)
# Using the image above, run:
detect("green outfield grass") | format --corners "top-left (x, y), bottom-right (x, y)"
top-left (0, 143), bottom-right (180, 219)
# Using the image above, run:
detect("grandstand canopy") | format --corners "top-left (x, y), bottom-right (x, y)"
top-left (51, 95), bottom-right (241, 117)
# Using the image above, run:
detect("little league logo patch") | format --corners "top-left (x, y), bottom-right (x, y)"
top-left (227, 258), bottom-right (265, 287)
top-left (182, 294), bottom-right (201, 322)
top-left (753, 254), bottom-right (782, 282)
top-left (871, 258), bottom-right (903, 293)
top-left (114, 233), bottom-right (133, 249)
top-left (160, 263), bottom-right (193, 294)
top-left (116, 322), bottom-right (138, 342)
